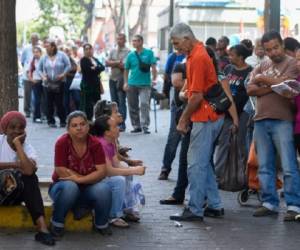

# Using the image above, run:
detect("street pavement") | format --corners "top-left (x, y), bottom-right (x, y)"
top-left (1, 92), bottom-right (300, 250)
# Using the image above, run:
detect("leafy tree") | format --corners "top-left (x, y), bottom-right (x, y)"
top-left (36, 0), bottom-right (95, 39)
top-left (106, 0), bottom-right (153, 40)
top-left (0, 0), bottom-right (18, 117)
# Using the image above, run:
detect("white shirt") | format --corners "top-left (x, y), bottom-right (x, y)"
top-left (0, 134), bottom-right (37, 163)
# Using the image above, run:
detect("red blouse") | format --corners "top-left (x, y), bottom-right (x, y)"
top-left (52, 133), bottom-right (106, 182)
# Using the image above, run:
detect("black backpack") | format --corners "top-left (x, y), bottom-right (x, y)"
top-left (0, 169), bottom-right (24, 205)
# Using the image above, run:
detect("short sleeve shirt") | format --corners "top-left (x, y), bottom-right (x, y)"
top-left (0, 134), bottom-right (37, 163)
top-left (186, 42), bottom-right (220, 122)
top-left (124, 48), bottom-right (156, 86)
top-left (52, 134), bottom-right (106, 182)
top-left (108, 46), bottom-right (130, 81)
top-left (98, 137), bottom-right (116, 162)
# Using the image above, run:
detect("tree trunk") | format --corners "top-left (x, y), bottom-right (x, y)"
top-left (0, 0), bottom-right (18, 117)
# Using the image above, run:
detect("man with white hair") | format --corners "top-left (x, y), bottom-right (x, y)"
top-left (169, 23), bottom-right (224, 221)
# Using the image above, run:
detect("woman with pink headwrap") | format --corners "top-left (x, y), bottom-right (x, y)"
top-left (0, 111), bottom-right (55, 246)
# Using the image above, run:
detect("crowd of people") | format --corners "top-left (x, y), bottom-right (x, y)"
top-left (19, 32), bottom-right (157, 134)
top-left (158, 23), bottom-right (300, 225)
top-left (2, 22), bottom-right (300, 246)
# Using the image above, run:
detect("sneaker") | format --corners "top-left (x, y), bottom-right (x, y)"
top-left (33, 118), bottom-right (42, 123)
top-left (284, 210), bottom-right (300, 222)
top-left (48, 123), bottom-right (57, 128)
top-left (158, 170), bottom-right (169, 180)
top-left (204, 207), bottom-right (224, 218)
top-left (253, 206), bottom-right (278, 217)
top-left (94, 226), bottom-right (112, 236)
top-left (170, 207), bottom-right (203, 221)
top-left (49, 223), bottom-right (64, 238)
top-left (160, 198), bottom-right (183, 205)
top-left (143, 128), bottom-right (151, 134)
top-left (130, 128), bottom-right (142, 133)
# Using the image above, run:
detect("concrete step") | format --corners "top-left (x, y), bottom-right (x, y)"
top-left (0, 180), bottom-right (93, 231)
top-left (0, 206), bottom-right (93, 231)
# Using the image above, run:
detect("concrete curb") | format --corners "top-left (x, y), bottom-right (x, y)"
top-left (0, 206), bottom-right (94, 231)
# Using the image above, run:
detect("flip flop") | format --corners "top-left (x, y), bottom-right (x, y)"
top-left (110, 218), bottom-right (130, 228)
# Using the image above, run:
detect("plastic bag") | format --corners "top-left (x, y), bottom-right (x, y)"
top-left (123, 176), bottom-right (145, 213)
top-left (218, 131), bottom-right (247, 192)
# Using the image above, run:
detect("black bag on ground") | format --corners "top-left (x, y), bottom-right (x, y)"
top-left (0, 169), bottom-right (24, 205)
top-left (135, 52), bottom-right (151, 73)
top-left (218, 131), bottom-right (247, 192)
top-left (204, 83), bottom-right (231, 114)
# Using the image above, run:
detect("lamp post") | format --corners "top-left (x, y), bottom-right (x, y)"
top-left (264, 0), bottom-right (281, 32)
top-left (168, 0), bottom-right (174, 54)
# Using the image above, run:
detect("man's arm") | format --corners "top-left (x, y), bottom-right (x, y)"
top-left (177, 92), bottom-right (203, 134)
top-left (151, 64), bottom-right (157, 83)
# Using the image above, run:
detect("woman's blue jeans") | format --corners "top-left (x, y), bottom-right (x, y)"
top-left (49, 180), bottom-right (112, 229)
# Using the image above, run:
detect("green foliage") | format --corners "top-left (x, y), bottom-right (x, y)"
top-left (34, 0), bottom-right (94, 39)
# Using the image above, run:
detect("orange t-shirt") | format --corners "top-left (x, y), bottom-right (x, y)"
top-left (187, 42), bottom-right (220, 122)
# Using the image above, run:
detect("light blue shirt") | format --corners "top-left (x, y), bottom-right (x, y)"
top-left (21, 45), bottom-right (33, 80)
top-left (39, 51), bottom-right (71, 81)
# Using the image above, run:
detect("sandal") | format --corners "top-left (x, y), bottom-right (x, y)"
top-left (122, 213), bottom-right (140, 222)
top-left (110, 218), bottom-right (130, 228)
top-left (35, 232), bottom-right (55, 246)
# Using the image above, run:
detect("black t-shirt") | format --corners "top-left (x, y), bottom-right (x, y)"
top-left (224, 64), bottom-right (253, 114)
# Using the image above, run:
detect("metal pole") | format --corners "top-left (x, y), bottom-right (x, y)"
top-left (264, 0), bottom-right (280, 32)
top-left (168, 0), bottom-right (174, 54)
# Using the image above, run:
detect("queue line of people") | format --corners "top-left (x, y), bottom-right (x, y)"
top-left (158, 23), bottom-right (300, 223)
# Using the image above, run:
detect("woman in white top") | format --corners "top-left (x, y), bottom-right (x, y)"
top-left (0, 111), bottom-right (55, 246)
top-left (28, 46), bottom-right (43, 123)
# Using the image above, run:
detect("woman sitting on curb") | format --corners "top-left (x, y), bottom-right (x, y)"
top-left (0, 111), bottom-right (55, 246)
top-left (94, 100), bottom-right (143, 167)
top-left (49, 111), bottom-right (112, 238)
top-left (90, 115), bottom-right (146, 227)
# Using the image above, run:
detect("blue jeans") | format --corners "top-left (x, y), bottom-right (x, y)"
top-left (161, 102), bottom-right (182, 172)
top-left (172, 130), bottom-right (190, 201)
top-left (187, 118), bottom-right (224, 216)
top-left (254, 119), bottom-right (300, 212)
top-left (49, 180), bottom-right (112, 229)
top-left (109, 79), bottom-right (127, 129)
top-left (102, 176), bottom-right (126, 219)
top-left (70, 89), bottom-right (81, 111)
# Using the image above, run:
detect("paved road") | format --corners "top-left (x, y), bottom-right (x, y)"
top-left (1, 94), bottom-right (300, 249)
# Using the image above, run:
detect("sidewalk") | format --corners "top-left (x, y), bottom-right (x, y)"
top-left (1, 94), bottom-right (299, 249)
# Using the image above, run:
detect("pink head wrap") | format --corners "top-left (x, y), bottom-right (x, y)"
top-left (0, 111), bottom-right (27, 133)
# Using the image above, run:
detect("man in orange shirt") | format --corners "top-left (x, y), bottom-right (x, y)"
top-left (169, 23), bottom-right (224, 221)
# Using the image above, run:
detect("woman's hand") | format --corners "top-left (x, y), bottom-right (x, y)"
top-left (12, 133), bottom-right (26, 146)
top-left (127, 159), bottom-right (143, 166)
top-left (131, 166), bottom-right (146, 176)
top-left (59, 174), bottom-right (82, 183)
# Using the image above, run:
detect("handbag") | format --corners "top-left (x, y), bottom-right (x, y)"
top-left (0, 169), bottom-right (24, 205)
top-left (135, 52), bottom-right (151, 73)
top-left (47, 80), bottom-right (62, 93)
top-left (204, 83), bottom-right (232, 114)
